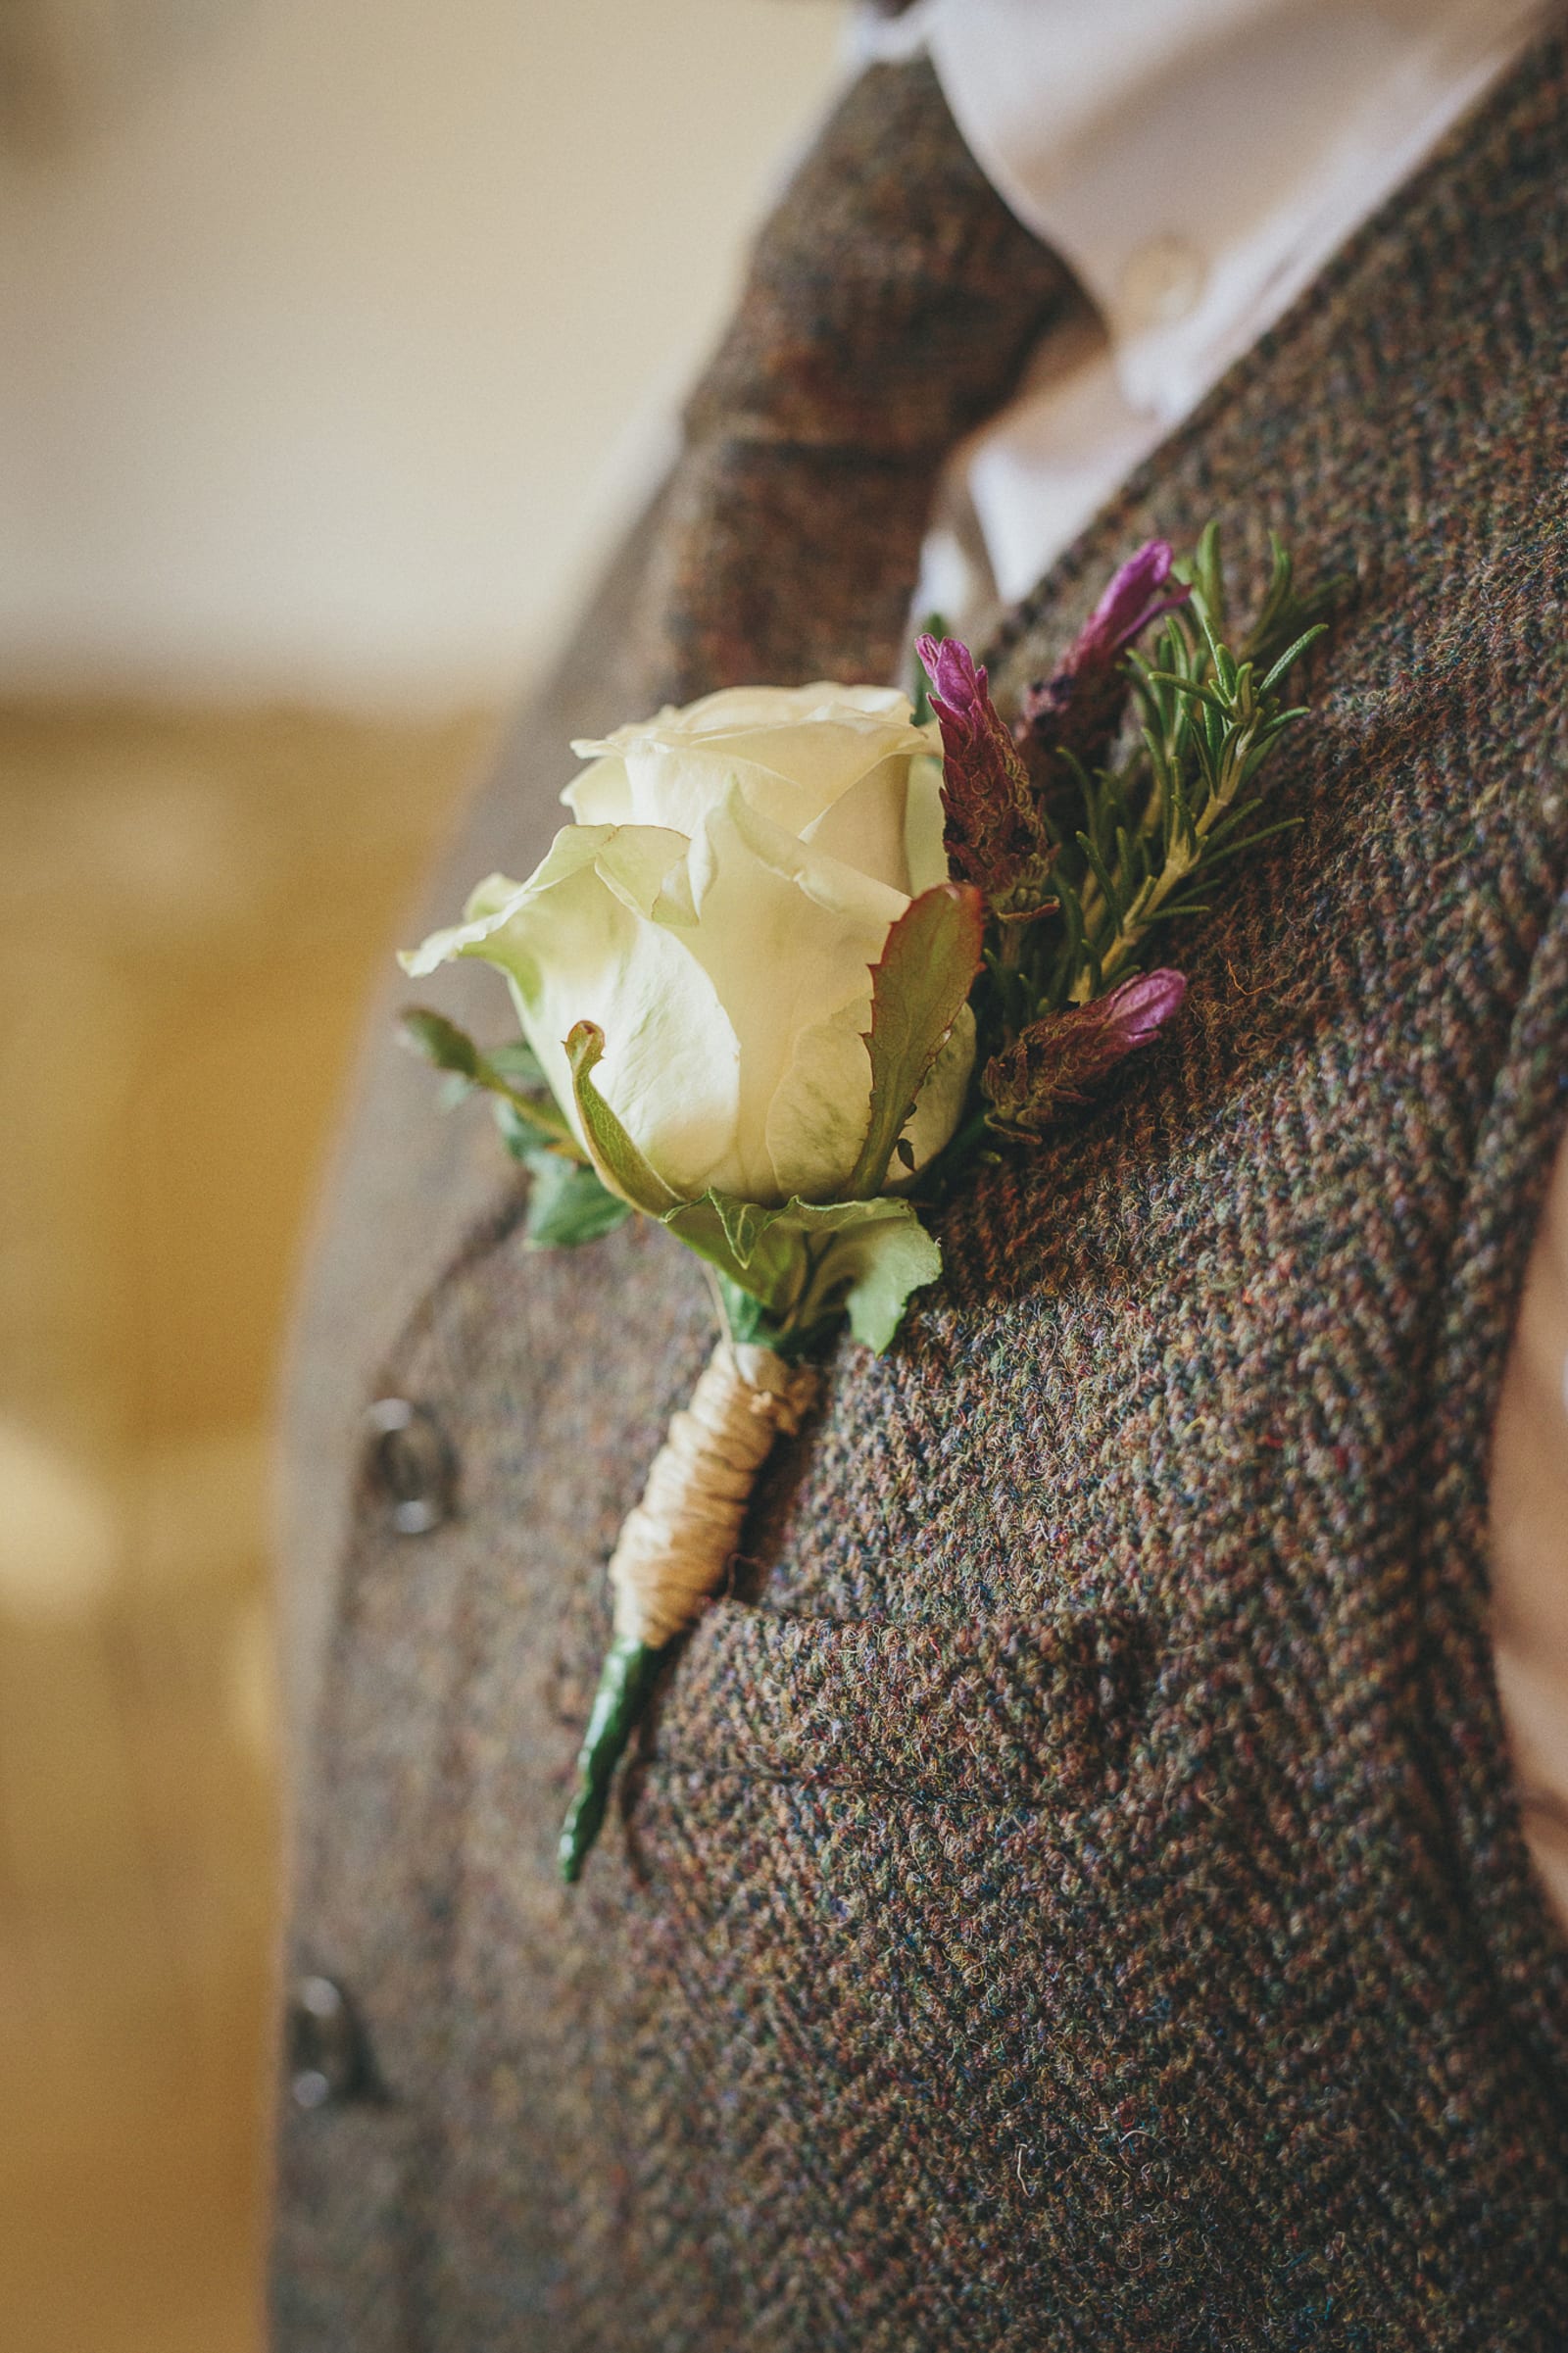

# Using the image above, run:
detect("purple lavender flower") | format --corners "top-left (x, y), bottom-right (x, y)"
top-left (1015, 540), bottom-right (1191, 795)
top-left (1092, 967), bottom-right (1189, 1054)
top-left (917, 634), bottom-right (991, 758)
top-left (916, 633), bottom-right (1054, 907)
top-left (1079, 541), bottom-right (1192, 666)
top-left (982, 967), bottom-right (1188, 1136)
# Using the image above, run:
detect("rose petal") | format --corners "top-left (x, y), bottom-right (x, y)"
top-left (568, 685), bottom-right (930, 842)
top-left (803, 752), bottom-right (923, 895)
top-left (662, 786), bottom-right (907, 1201)
top-left (561, 754), bottom-right (634, 825)
top-left (404, 823), bottom-right (742, 1198)
top-left (764, 995), bottom-right (876, 1204)
top-left (902, 744), bottom-right (951, 896)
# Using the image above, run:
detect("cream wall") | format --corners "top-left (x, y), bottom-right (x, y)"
top-left (0, 0), bottom-right (847, 708)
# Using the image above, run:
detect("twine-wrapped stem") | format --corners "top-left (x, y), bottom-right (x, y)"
top-left (559, 1339), bottom-right (819, 1882)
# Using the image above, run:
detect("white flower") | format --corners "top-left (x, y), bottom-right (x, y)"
top-left (403, 682), bottom-right (975, 1207)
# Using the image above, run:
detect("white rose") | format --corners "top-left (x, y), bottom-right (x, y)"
top-left (404, 682), bottom-right (975, 1206)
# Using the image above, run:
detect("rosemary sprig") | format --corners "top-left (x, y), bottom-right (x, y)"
top-left (917, 523), bottom-right (1338, 1144)
top-left (1011, 527), bottom-right (1330, 1019)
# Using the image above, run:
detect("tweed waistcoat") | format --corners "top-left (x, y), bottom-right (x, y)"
top-left (274, 38), bottom-right (1568, 2353)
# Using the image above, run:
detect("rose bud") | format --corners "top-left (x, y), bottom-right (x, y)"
top-left (402, 682), bottom-right (975, 1207)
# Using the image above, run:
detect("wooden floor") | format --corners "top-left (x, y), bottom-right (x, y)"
top-left (0, 700), bottom-right (497, 2352)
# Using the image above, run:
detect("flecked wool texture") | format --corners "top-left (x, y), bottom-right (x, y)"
top-left (629, 62), bottom-right (1085, 706)
top-left (274, 41), bottom-right (1568, 2353)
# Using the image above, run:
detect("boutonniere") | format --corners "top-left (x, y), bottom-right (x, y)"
top-left (401, 525), bottom-right (1330, 1878)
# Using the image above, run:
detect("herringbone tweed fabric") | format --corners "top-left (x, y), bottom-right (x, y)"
top-left (629, 61), bottom-right (1084, 705)
top-left (274, 37), bottom-right (1568, 2353)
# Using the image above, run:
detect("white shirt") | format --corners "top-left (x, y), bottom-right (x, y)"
top-left (861, 0), bottom-right (1568, 1936)
top-left (866, 0), bottom-right (1545, 606)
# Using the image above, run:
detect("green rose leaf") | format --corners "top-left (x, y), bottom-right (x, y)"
top-left (521, 1151), bottom-right (631, 1250)
top-left (485, 1038), bottom-right (547, 1093)
top-left (400, 1005), bottom-right (575, 1152)
top-left (565, 1021), bottom-right (681, 1216)
top-left (712, 1274), bottom-right (786, 1350)
top-left (665, 1191), bottom-right (862, 1320)
top-left (494, 1098), bottom-right (545, 1164)
top-left (666, 1190), bottom-right (941, 1355)
top-left (799, 1202), bottom-right (943, 1352)
top-left (846, 882), bottom-right (985, 1199)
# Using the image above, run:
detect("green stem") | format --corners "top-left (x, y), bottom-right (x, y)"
top-left (558, 1632), bottom-right (668, 1883)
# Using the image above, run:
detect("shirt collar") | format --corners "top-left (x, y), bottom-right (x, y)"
top-left (869, 0), bottom-right (1547, 420)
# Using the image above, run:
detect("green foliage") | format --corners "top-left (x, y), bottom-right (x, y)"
top-left (712, 1274), bottom-right (783, 1350)
top-left (493, 1099), bottom-right (543, 1163)
top-left (564, 1021), bottom-right (681, 1215)
top-left (407, 1010), bottom-right (627, 1249)
top-left (399, 1005), bottom-right (576, 1152)
top-left (668, 1190), bottom-right (941, 1357)
top-left (976, 525), bottom-right (1335, 1085)
top-left (485, 1038), bottom-right (548, 1093)
top-left (847, 881), bottom-right (984, 1198)
top-left (812, 1209), bottom-right (943, 1353)
top-left (521, 1152), bottom-right (631, 1250)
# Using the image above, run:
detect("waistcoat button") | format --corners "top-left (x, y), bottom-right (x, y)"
top-left (364, 1397), bottom-right (455, 1534)
top-left (288, 1974), bottom-right (372, 2110)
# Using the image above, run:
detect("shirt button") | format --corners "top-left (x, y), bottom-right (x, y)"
top-left (288, 1975), bottom-right (373, 2110)
top-left (364, 1397), bottom-right (456, 1535)
top-left (1117, 234), bottom-right (1206, 333)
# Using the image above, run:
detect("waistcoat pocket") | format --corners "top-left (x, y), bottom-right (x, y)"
top-left (645, 1599), bottom-right (1160, 1811)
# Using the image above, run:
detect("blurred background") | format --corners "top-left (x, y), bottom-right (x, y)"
top-left (0, 3), bottom-right (845, 2344)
